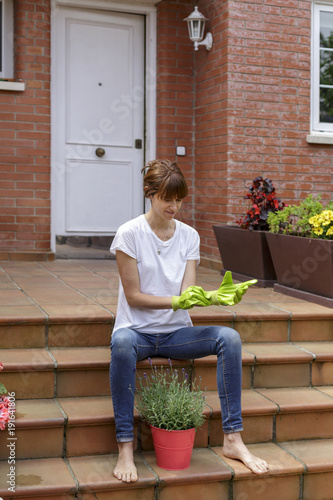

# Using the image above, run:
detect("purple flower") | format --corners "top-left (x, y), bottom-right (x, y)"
top-left (148, 358), bottom-right (152, 365)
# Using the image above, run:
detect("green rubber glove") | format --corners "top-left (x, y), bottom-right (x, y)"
top-left (205, 271), bottom-right (257, 306)
top-left (172, 286), bottom-right (211, 311)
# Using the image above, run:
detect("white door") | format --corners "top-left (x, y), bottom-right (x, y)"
top-left (52, 7), bottom-right (145, 238)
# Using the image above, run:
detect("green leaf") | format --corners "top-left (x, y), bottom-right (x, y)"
top-left (0, 383), bottom-right (7, 394)
top-left (267, 194), bottom-right (333, 239)
top-left (134, 362), bottom-right (206, 430)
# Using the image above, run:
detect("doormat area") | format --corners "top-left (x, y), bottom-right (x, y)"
top-left (56, 236), bottom-right (115, 259)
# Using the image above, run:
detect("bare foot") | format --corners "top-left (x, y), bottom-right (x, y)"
top-left (223, 432), bottom-right (269, 475)
top-left (113, 441), bottom-right (138, 483)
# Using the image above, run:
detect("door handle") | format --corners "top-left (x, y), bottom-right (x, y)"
top-left (95, 148), bottom-right (105, 157)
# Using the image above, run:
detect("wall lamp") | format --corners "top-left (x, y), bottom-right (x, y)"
top-left (184, 6), bottom-right (213, 51)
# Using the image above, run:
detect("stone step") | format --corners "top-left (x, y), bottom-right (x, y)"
top-left (0, 317), bottom-right (114, 350)
top-left (0, 439), bottom-right (332, 500)
top-left (2, 310), bottom-right (333, 348)
top-left (1, 261), bottom-right (333, 352)
top-left (1, 342), bottom-right (333, 400)
top-left (1, 306), bottom-right (333, 348)
top-left (1, 261), bottom-right (333, 500)
top-left (1, 387), bottom-right (333, 462)
top-left (0, 310), bottom-right (333, 349)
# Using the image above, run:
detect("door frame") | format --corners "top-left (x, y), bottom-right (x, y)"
top-left (50, 0), bottom-right (157, 253)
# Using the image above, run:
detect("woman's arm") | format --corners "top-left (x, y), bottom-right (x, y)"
top-left (116, 251), bottom-right (172, 309)
top-left (116, 251), bottom-right (197, 309)
top-left (180, 259), bottom-right (197, 292)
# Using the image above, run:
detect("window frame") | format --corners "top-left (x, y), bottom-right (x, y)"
top-left (0, 0), bottom-right (14, 79)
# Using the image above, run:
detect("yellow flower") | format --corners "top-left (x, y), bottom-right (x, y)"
top-left (321, 212), bottom-right (330, 225)
top-left (309, 210), bottom-right (333, 238)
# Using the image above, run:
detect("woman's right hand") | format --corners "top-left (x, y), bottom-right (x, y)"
top-left (172, 286), bottom-right (211, 311)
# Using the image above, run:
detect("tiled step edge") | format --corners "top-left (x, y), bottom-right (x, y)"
top-left (2, 344), bottom-right (333, 400)
top-left (2, 308), bottom-right (333, 350)
top-left (0, 315), bottom-right (114, 349)
top-left (2, 388), bottom-right (333, 460)
top-left (1, 440), bottom-right (333, 500)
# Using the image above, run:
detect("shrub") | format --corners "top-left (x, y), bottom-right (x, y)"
top-left (132, 358), bottom-right (206, 431)
top-left (237, 176), bottom-right (285, 231)
top-left (267, 194), bottom-right (333, 238)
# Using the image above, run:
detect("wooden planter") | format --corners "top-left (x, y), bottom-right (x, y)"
top-left (266, 232), bottom-right (333, 308)
top-left (213, 225), bottom-right (277, 288)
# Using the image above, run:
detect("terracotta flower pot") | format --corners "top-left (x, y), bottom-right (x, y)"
top-left (213, 225), bottom-right (276, 287)
top-left (150, 425), bottom-right (195, 470)
top-left (266, 232), bottom-right (333, 307)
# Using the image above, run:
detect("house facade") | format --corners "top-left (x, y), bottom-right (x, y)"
top-left (0, 0), bottom-right (332, 265)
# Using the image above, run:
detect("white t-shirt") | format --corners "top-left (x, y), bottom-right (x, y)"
top-left (110, 215), bottom-right (200, 334)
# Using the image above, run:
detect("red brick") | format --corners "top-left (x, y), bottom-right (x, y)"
top-left (26, 46), bottom-right (44, 55)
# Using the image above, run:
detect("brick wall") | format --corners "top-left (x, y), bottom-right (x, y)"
top-left (0, 0), bottom-right (51, 259)
top-left (193, 0), bottom-right (333, 263)
top-left (156, 0), bottom-right (196, 227)
top-left (194, 0), bottom-right (229, 260)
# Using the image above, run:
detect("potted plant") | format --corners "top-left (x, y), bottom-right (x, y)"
top-left (0, 363), bottom-right (10, 431)
top-left (213, 176), bottom-right (285, 287)
top-left (266, 195), bottom-right (333, 307)
top-left (133, 358), bottom-right (206, 470)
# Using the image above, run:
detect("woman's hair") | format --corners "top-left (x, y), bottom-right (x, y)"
top-left (141, 159), bottom-right (188, 200)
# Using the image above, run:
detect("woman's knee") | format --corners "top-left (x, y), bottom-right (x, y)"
top-left (111, 328), bottom-right (137, 356)
top-left (214, 326), bottom-right (242, 349)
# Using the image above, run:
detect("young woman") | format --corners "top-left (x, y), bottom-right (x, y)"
top-left (110, 159), bottom-right (269, 483)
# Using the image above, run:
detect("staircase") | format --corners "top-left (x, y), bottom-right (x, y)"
top-left (0, 260), bottom-right (332, 500)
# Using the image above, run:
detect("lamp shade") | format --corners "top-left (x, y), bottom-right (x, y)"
top-left (184, 6), bottom-right (207, 43)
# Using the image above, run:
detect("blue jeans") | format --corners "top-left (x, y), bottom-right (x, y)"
top-left (110, 325), bottom-right (243, 442)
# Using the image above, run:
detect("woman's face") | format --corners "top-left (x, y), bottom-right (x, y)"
top-left (151, 195), bottom-right (183, 221)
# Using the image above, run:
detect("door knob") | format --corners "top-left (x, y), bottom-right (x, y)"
top-left (95, 148), bottom-right (105, 157)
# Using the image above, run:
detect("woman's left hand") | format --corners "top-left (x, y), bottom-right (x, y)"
top-left (205, 271), bottom-right (257, 306)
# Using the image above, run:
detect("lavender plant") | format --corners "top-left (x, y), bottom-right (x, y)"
top-left (132, 358), bottom-right (206, 431)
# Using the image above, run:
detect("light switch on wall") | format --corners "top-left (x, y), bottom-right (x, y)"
top-left (176, 146), bottom-right (186, 156)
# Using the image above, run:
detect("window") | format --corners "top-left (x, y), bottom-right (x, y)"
top-left (312, 3), bottom-right (333, 132)
top-left (0, 0), bottom-right (14, 79)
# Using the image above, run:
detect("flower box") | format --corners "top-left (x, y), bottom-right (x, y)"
top-left (213, 225), bottom-right (276, 288)
top-left (266, 232), bottom-right (333, 308)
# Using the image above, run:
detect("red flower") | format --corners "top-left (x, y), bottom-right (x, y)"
top-left (237, 176), bottom-right (285, 231)
top-left (0, 396), bottom-right (10, 430)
